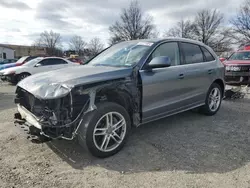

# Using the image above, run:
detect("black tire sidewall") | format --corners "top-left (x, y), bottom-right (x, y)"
top-left (82, 102), bottom-right (131, 158)
top-left (18, 73), bottom-right (30, 82)
top-left (203, 83), bottom-right (222, 115)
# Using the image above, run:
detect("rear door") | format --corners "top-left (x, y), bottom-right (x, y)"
top-left (34, 58), bottom-right (69, 74)
top-left (31, 59), bottom-right (53, 74)
top-left (47, 58), bottom-right (69, 70)
top-left (179, 42), bottom-right (215, 104)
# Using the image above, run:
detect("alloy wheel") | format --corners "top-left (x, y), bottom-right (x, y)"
top-left (208, 88), bottom-right (221, 112)
top-left (93, 112), bottom-right (127, 152)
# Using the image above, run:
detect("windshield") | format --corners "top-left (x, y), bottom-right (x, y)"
top-left (229, 51), bottom-right (250, 60)
top-left (88, 41), bottom-right (153, 67)
top-left (24, 57), bottom-right (43, 66)
top-left (16, 56), bottom-right (28, 63)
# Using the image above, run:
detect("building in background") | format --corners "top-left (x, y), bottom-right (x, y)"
top-left (0, 45), bottom-right (14, 61)
top-left (0, 44), bottom-right (46, 58)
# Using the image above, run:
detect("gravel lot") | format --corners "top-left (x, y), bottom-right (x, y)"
top-left (1, 83), bottom-right (250, 188)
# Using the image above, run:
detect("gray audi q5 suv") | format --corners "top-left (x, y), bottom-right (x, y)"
top-left (14, 38), bottom-right (225, 157)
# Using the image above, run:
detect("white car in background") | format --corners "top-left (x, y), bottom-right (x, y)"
top-left (0, 57), bottom-right (79, 84)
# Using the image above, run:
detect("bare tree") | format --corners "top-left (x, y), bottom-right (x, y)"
top-left (190, 9), bottom-right (233, 52)
top-left (208, 28), bottom-right (234, 53)
top-left (109, 0), bottom-right (156, 44)
top-left (164, 20), bottom-right (195, 39)
top-left (35, 30), bottom-right (61, 56)
top-left (230, 0), bottom-right (250, 45)
top-left (88, 38), bottom-right (104, 57)
top-left (69, 35), bottom-right (87, 55)
top-left (193, 9), bottom-right (224, 45)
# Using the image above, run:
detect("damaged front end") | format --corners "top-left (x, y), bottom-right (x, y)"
top-left (14, 75), bottom-right (141, 140)
top-left (14, 85), bottom-right (91, 139)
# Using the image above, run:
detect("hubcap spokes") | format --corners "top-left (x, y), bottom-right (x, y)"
top-left (93, 112), bottom-right (126, 152)
top-left (208, 88), bottom-right (221, 112)
top-left (21, 74), bottom-right (28, 80)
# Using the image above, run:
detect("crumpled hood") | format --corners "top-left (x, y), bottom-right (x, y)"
top-left (17, 65), bottom-right (133, 99)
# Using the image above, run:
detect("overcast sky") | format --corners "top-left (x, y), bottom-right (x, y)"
top-left (0, 0), bottom-right (245, 48)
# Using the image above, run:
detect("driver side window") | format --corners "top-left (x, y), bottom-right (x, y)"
top-left (149, 42), bottom-right (180, 66)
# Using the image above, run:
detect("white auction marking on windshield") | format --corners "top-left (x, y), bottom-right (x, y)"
top-left (137, 42), bottom-right (153, 46)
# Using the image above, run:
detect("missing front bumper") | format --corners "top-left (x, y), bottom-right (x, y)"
top-left (15, 104), bottom-right (78, 140)
top-left (14, 112), bottom-right (52, 142)
top-left (15, 97), bottom-right (90, 140)
top-left (17, 104), bottom-right (42, 129)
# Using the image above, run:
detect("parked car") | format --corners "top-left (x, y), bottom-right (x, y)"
top-left (0, 59), bottom-right (18, 65)
top-left (14, 38), bottom-right (224, 158)
top-left (0, 57), bottom-right (79, 84)
top-left (0, 56), bottom-right (39, 71)
top-left (67, 57), bottom-right (84, 64)
top-left (219, 57), bottom-right (227, 62)
top-left (223, 50), bottom-right (250, 85)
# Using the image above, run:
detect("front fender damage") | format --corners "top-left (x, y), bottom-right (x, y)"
top-left (15, 72), bottom-right (141, 140)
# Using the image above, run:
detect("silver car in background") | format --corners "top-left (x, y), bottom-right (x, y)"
top-left (14, 38), bottom-right (225, 158)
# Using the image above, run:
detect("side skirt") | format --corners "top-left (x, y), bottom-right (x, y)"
top-left (140, 102), bottom-right (205, 126)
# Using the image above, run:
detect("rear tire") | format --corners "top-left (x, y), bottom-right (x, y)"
top-left (77, 102), bottom-right (131, 158)
top-left (200, 83), bottom-right (222, 116)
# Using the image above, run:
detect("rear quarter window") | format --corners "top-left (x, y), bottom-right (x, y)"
top-left (47, 58), bottom-right (68, 65)
top-left (201, 46), bottom-right (215, 62)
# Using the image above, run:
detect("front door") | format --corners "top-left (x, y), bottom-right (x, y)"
top-left (139, 42), bottom-right (189, 123)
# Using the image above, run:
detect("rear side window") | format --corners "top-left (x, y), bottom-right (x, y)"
top-left (57, 59), bottom-right (68, 64)
top-left (39, 59), bottom-right (50, 66)
top-left (181, 43), bottom-right (203, 64)
top-left (40, 59), bottom-right (67, 66)
top-left (149, 42), bottom-right (180, 66)
top-left (201, 46), bottom-right (215, 62)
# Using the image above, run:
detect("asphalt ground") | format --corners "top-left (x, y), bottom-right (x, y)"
top-left (1, 83), bottom-right (250, 188)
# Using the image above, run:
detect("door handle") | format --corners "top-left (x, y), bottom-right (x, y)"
top-left (208, 69), bottom-right (214, 74)
top-left (179, 74), bottom-right (184, 79)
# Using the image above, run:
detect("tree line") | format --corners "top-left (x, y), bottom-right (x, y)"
top-left (34, 31), bottom-right (104, 58)
top-left (34, 0), bottom-right (250, 57)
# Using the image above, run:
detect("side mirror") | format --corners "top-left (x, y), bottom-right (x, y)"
top-left (35, 63), bottom-right (41, 67)
top-left (147, 56), bottom-right (171, 69)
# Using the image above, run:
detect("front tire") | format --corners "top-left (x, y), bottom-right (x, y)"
top-left (200, 83), bottom-right (222, 116)
top-left (17, 73), bottom-right (30, 82)
top-left (78, 102), bottom-right (131, 158)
